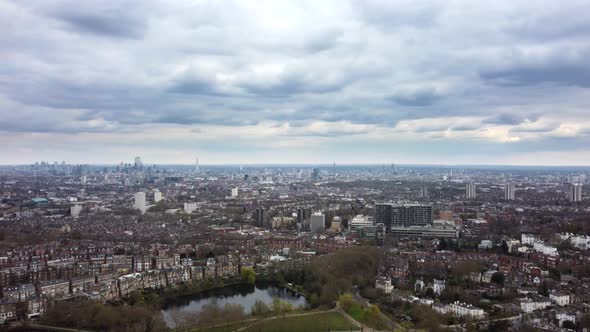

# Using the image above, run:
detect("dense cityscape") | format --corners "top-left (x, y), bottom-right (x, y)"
top-left (3, 0), bottom-right (590, 331)
top-left (0, 159), bottom-right (587, 331)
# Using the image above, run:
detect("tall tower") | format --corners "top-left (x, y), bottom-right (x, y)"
top-left (466, 182), bottom-right (477, 199)
top-left (333, 162), bottom-right (336, 180)
top-left (134, 192), bottom-right (146, 214)
top-left (420, 182), bottom-right (429, 198)
top-left (195, 156), bottom-right (200, 173)
top-left (504, 183), bottom-right (515, 200)
top-left (570, 183), bottom-right (583, 202)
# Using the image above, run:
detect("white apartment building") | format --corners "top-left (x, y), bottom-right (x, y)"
top-left (348, 215), bottom-right (373, 230)
top-left (153, 190), bottom-right (162, 203)
top-left (184, 202), bottom-right (197, 213)
top-left (533, 241), bottom-right (558, 256)
top-left (561, 233), bottom-right (590, 250)
top-left (447, 301), bottom-right (486, 319)
top-left (549, 292), bottom-right (570, 307)
top-left (70, 204), bottom-right (83, 217)
top-left (520, 297), bottom-right (551, 313)
top-left (433, 279), bottom-right (446, 295)
top-left (521, 233), bottom-right (540, 245)
top-left (134, 192), bottom-right (146, 214)
top-left (375, 277), bottom-right (393, 294)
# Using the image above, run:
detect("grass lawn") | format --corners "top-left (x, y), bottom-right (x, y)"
top-left (190, 322), bottom-right (246, 332)
top-left (346, 302), bottom-right (363, 322)
top-left (242, 312), bottom-right (358, 332)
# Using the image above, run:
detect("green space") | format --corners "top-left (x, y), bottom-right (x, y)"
top-left (338, 293), bottom-right (388, 330)
top-left (190, 322), bottom-right (247, 332)
top-left (241, 312), bottom-right (357, 332)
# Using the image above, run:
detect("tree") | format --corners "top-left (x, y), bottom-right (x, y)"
top-left (489, 320), bottom-right (509, 332)
top-left (424, 287), bottom-right (435, 298)
top-left (223, 303), bottom-right (245, 322)
top-left (362, 305), bottom-right (386, 330)
top-left (272, 297), bottom-right (293, 316)
top-left (501, 240), bottom-right (509, 254)
top-left (491, 271), bottom-right (505, 285)
top-left (338, 293), bottom-right (355, 312)
top-left (451, 261), bottom-right (481, 278)
top-left (241, 267), bottom-right (256, 284)
top-left (562, 320), bottom-right (576, 330)
top-left (251, 300), bottom-right (270, 316)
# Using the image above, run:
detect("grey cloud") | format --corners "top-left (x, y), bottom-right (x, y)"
top-left (480, 64), bottom-right (590, 87)
top-left (240, 75), bottom-right (349, 97)
top-left (303, 30), bottom-right (343, 53)
top-left (452, 124), bottom-right (480, 131)
top-left (54, 11), bottom-right (147, 39)
top-left (388, 88), bottom-right (441, 107)
top-left (483, 113), bottom-right (526, 125)
top-left (2, 0), bottom-right (590, 164)
top-left (168, 79), bottom-right (224, 96)
top-left (358, 1), bottom-right (441, 31)
top-left (505, 12), bottom-right (590, 42)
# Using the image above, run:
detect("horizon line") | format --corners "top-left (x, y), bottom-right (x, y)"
top-left (2, 162), bottom-right (590, 168)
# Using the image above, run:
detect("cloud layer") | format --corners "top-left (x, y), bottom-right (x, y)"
top-left (1, 0), bottom-right (590, 165)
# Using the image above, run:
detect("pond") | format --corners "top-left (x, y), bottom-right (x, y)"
top-left (161, 283), bottom-right (308, 328)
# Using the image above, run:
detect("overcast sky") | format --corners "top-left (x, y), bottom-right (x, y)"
top-left (1, 0), bottom-right (590, 165)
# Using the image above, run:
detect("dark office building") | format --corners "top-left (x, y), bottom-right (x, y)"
top-left (297, 207), bottom-right (310, 224)
top-left (253, 207), bottom-right (267, 228)
top-left (375, 203), bottom-right (433, 230)
top-left (312, 168), bottom-right (320, 180)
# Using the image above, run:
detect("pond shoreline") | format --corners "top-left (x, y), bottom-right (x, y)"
top-left (160, 282), bottom-right (309, 328)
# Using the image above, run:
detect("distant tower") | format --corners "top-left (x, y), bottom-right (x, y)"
top-left (420, 182), bottom-right (428, 198)
top-left (570, 183), bottom-right (583, 202)
top-left (134, 156), bottom-right (142, 168)
top-left (134, 192), bottom-right (146, 214)
top-left (195, 156), bottom-right (200, 173)
top-left (153, 190), bottom-right (162, 203)
top-left (466, 182), bottom-right (477, 199)
top-left (504, 183), bottom-right (515, 200)
top-left (333, 162), bottom-right (336, 180)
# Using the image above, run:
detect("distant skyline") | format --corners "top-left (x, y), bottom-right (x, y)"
top-left (2, 1), bottom-right (590, 165)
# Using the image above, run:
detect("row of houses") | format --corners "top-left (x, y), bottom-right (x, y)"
top-left (0, 255), bottom-right (243, 322)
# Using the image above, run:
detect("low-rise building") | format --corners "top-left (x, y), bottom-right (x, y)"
top-left (38, 280), bottom-right (70, 299)
top-left (520, 296), bottom-right (552, 313)
top-left (0, 298), bottom-right (17, 322)
top-left (549, 292), bottom-right (570, 307)
top-left (375, 276), bottom-right (393, 294)
top-left (447, 301), bottom-right (486, 319)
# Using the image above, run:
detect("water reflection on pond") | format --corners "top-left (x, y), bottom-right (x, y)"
top-left (161, 283), bottom-right (308, 328)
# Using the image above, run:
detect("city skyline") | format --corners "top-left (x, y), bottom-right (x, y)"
top-left (2, 1), bottom-right (590, 330)
top-left (2, 1), bottom-right (590, 165)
